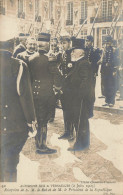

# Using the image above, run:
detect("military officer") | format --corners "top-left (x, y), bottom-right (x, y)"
top-left (116, 38), bottom-right (123, 101)
top-left (28, 33), bottom-right (57, 154)
top-left (58, 33), bottom-right (75, 141)
top-left (48, 37), bottom-right (63, 122)
top-left (0, 29), bottom-right (37, 182)
top-left (85, 35), bottom-right (101, 116)
top-left (13, 33), bottom-right (30, 58)
top-left (64, 38), bottom-right (93, 151)
top-left (101, 35), bottom-right (118, 107)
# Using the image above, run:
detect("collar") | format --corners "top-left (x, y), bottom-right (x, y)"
top-left (26, 50), bottom-right (35, 55)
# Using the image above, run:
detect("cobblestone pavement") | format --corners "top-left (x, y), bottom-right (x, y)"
top-left (18, 109), bottom-right (123, 183)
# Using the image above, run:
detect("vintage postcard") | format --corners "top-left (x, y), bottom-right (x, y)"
top-left (0, 0), bottom-right (123, 195)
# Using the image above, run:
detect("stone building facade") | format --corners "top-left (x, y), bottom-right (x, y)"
top-left (0, 0), bottom-right (123, 47)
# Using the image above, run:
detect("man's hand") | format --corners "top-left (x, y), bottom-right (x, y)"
top-left (27, 120), bottom-right (38, 138)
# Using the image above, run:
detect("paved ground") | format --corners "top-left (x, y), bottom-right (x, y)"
top-left (17, 109), bottom-right (123, 184)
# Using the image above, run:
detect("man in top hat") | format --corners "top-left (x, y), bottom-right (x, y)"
top-left (58, 32), bottom-right (75, 141)
top-left (0, 18), bottom-right (37, 182)
top-left (61, 38), bottom-right (93, 151)
top-left (28, 33), bottom-right (57, 154)
top-left (100, 35), bottom-right (118, 107)
top-left (85, 35), bottom-right (101, 115)
top-left (13, 33), bottom-right (30, 58)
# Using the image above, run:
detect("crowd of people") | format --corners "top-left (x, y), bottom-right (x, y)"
top-left (0, 22), bottom-right (123, 182)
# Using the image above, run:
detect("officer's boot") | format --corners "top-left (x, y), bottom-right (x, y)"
top-left (36, 126), bottom-right (57, 154)
top-left (68, 123), bottom-right (74, 142)
top-left (58, 121), bottom-right (70, 139)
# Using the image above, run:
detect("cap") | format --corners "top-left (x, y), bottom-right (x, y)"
top-left (37, 33), bottom-right (51, 42)
top-left (72, 37), bottom-right (85, 50)
top-left (86, 35), bottom-right (94, 42)
top-left (105, 35), bottom-right (113, 43)
top-left (18, 33), bottom-right (30, 40)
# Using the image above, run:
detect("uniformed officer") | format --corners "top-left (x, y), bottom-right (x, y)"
top-left (0, 29), bottom-right (37, 181)
top-left (58, 33), bottom-right (74, 141)
top-left (29, 33), bottom-right (57, 154)
top-left (101, 35), bottom-right (118, 107)
top-left (13, 33), bottom-right (30, 58)
top-left (85, 35), bottom-right (101, 116)
top-left (63, 38), bottom-right (93, 151)
top-left (116, 38), bottom-right (123, 101)
top-left (48, 37), bottom-right (63, 122)
top-left (17, 37), bottom-right (37, 64)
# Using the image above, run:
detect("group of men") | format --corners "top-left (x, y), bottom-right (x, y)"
top-left (0, 23), bottom-right (122, 182)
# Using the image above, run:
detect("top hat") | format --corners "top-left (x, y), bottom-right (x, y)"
top-left (72, 37), bottom-right (85, 50)
top-left (37, 33), bottom-right (51, 42)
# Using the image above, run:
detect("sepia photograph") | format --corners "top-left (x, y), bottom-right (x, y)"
top-left (0, 0), bottom-right (123, 194)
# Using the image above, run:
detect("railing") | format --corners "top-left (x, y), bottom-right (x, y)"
top-left (80, 19), bottom-right (87, 24)
top-left (35, 15), bottom-right (41, 22)
top-left (18, 12), bottom-right (25, 19)
top-left (66, 20), bottom-right (73, 26)
top-left (0, 7), bottom-right (5, 15)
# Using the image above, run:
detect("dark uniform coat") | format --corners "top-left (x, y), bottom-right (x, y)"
top-left (84, 46), bottom-right (101, 115)
top-left (29, 52), bottom-right (56, 127)
top-left (63, 57), bottom-right (93, 149)
top-left (58, 49), bottom-right (74, 136)
top-left (0, 50), bottom-right (36, 182)
top-left (101, 46), bottom-right (118, 104)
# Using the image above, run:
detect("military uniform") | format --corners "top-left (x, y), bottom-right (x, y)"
top-left (85, 36), bottom-right (101, 115)
top-left (117, 41), bottom-right (123, 100)
top-left (101, 36), bottom-right (118, 106)
top-left (48, 48), bottom-right (63, 122)
top-left (28, 33), bottom-right (57, 154)
top-left (58, 48), bottom-right (74, 140)
top-left (0, 49), bottom-right (37, 182)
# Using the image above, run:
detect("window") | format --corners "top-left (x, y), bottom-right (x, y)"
top-left (49, 0), bottom-right (53, 19)
top-left (0, 0), bottom-right (5, 15)
top-left (18, 0), bottom-right (25, 19)
top-left (101, 28), bottom-right (110, 46)
top-left (80, 1), bottom-right (87, 24)
top-left (66, 2), bottom-right (73, 25)
top-left (81, 29), bottom-right (87, 39)
top-left (35, 0), bottom-right (41, 22)
top-left (102, 0), bottom-right (112, 18)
